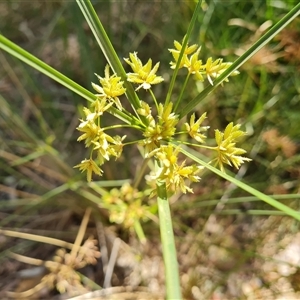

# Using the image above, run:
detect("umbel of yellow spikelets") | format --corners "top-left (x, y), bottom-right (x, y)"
top-left (213, 122), bottom-right (252, 172)
top-left (169, 39), bottom-right (240, 84)
top-left (124, 52), bottom-right (164, 91)
top-left (74, 37), bottom-right (250, 195)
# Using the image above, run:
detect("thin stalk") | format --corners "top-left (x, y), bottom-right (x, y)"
top-left (212, 209), bottom-right (290, 216)
top-left (0, 229), bottom-right (74, 250)
top-left (178, 2), bottom-right (300, 118)
top-left (195, 209), bottom-right (290, 216)
top-left (174, 73), bottom-right (191, 111)
top-left (156, 161), bottom-right (181, 299)
top-left (76, 0), bottom-right (141, 111)
top-left (0, 51), bottom-right (50, 138)
top-left (133, 158), bottom-right (150, 189)
top-left (103, 124), bottom-right (144, 131)
top-left (149, 89), bottom-right (159, 112)
top-left (134, 220), bottom-right (146, 244)
top-left (165, 0), bottom-right (202, 107)
top-left (70, 207), bottom-right (92, 259)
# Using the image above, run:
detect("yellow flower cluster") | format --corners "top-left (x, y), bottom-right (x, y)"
top-left (74, 66), bottom-right (126, 182)
top-left (151, 145), bottom-right (203, 194)
top-left (169, 39), bottom-right (240, 85)
top-left (138, 102), bottom-right (179, 155)
top-left (213, 122), bottom-right (252, 172)
top-left (124, 52), bottom-right (164, 91)
top-left (185, 112), bottom-right (209, 143)
top-left (102, 183), bottom-right (151, 229)
top-left (92, 65), bottom-right (126, 110)
top-left (74, 45), bottom-right (251, 194)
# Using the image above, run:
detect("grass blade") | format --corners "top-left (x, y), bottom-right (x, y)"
top-left (0, 34), bottom-right (137, 125)
top-left (76, 0), bottom-right (141, 111)
top-left (0, 35), bottom-right (94, 102)
top-left (180, 147), bottom-right (300, 221)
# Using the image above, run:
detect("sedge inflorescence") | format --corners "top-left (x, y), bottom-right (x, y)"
top-left (43, 238), bottom-right (101, 296)
top-left (75, 38), bottom-right (251, 195)
top-left (169, 39), bottom-right (240, 84)
top-left (101, 182), bottom-right (151, 229)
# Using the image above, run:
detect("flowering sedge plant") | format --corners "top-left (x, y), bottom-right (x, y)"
top-left (71, 3), bottom-right (252, 298)
top-left (1, 1), bottom-right (298, 298)
top-left (71, 37), bottom-right (252, 297)
top-left (75, 39), bottom-right (250, 195)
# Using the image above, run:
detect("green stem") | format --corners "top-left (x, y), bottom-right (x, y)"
top-left (174, 73), bottom-right (191, 111)
top-left (165, 0), bottom-right (202, 107)
top-left (149, 89), bottom-right (159, 112)
top-left (103, 124), bottom-right (144, 131)
top-left (176, 140), bottom-right (216, 150)
top-left (134, 220), bottom-right (146, 244)
top-left (133, 158), bottom-right (150, 189)
top-left (123, 139), bottom-right (145, 147)
top-left (0, 34), bottom-right (93, 102)
top-left (178, 2), bottom-right (300, 118)
top-left (177, 194), bottom-right (300, 209)
top-left (156, 161), bottom-right (181, 299)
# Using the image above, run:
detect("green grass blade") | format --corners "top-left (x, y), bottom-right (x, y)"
top-left (197, 209), bottom-right (289, 216)
top-left (76, 0), bottom-right (141, 111)
top-left (0, 34), bottom-right (138, 125)
top-left (0, 94), bottom-right (38, 143)
top-left (180, 147), bottom-right (300, 221)
top-left (178, 194), bottom-right (300, 209)
top-left (0, 51), bottom-right (51, 139)
top-left (178, 2), bottom-right (300, 118)
top-left (10, 151), bottom-right (44, 167)
top-left (0, 34), bottom-right (95, 103)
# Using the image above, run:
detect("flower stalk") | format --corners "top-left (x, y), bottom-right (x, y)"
top-left (156, 172), bottom-right (182, 300)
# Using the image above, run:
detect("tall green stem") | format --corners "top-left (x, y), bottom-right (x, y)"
top-left (174, 73), bottom-right (191, 111)
top-left (156, 161), bottom-right (181, 299)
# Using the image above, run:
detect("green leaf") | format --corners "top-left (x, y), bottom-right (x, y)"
top-left (180, 146), bottom-right (300, 221)
top-left (0, 34), bottom-right (139, 126)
